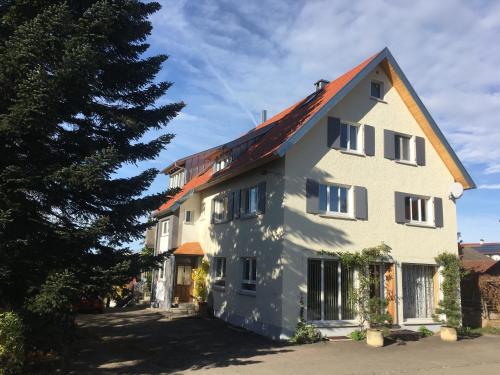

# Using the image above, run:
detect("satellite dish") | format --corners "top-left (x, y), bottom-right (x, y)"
top-left (449, 182), bottom-right (464, 199)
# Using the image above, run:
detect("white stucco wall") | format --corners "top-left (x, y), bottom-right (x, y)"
top-left (281, 65), bottom-right (459, 336)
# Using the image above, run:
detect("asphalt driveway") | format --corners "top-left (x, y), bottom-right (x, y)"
top-left (68, 308), bottom-right (500, 375)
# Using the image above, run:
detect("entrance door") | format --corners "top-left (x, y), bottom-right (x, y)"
top-left (174, 264), bottom-right (192, 303)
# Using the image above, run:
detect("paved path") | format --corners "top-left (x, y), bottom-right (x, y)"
top-left (69, 308), bottom-right (500, 374)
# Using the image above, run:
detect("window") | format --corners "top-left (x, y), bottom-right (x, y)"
top-left (169, 169), bottom-right (185, 189)
top-left (241, 186), bottom-right (258, 216)
top-left (214, 257), bottom-right (226, 287)
top-left (371, 80), bottom-right (383, 99)
top-left (214, 154), bottom-right (231, 172)
top-left (241, 257), bottom-right (256, 291)
top-left (404, 196), bottom-right (428, 223)
top-left (307, 260), bottom-right (355, 321)
top-left (161, 220), bottom-right (169, 237)
top-left (158, 262), bottom-right (165, 280)
top-left (395, 134), bottom-right (411, 161)
top-left (184, 210), bottom-right (193, 223)
top-left (319, 184), bottom-right (350, 215)
top-left (402, 264), bottom-right (435, 319)
top-left (213, 195), bottom-right (230, 223)
top-left (340, 123), bottom-right (359, 151)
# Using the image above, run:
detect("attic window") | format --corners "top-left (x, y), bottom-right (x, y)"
top-left (370, 80), bottom-right (383, 99)
top-left (169, 169), bottom-right (185, 189)
top-left (214, 154), bottom-right (231, 172)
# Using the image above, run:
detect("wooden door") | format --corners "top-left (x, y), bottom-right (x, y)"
top-left (174, 264), bottom-right (192, 303)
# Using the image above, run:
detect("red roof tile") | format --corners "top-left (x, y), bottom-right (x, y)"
top-left (174, 242), bottom-right (204, 256)
top-left (156, 51), bottom-right (381, 213)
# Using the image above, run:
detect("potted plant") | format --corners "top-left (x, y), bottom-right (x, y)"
top-left (192, 259), bottom-right (209, 316)
top-left (366, 297), bottom-right (392, 347)
top-left (433, 253), bottom-right (462, 342)
top-left (337, 244), bottom-right (393, 347)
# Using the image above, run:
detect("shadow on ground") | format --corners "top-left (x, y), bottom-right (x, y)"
top-left (68, 308), bottom-right (292, 374)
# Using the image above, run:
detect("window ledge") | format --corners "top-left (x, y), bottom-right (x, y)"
top-left (308, 320), bottom-right (358, 328)
top-left (237, 289), bottom-right (256, 297)
top-left (395, 159), bottom-right (418, 167)
top-left (405, 222), bottom-right (436, 229)
top-left (340, 149), bottom-right (366, 157)
top-left (212, 284), bottom-right (226, 292)
top-left (403, 319), bottom-right (439, 325)
top-left (370, 96), bottom-right (387, 104)
top-left (319, 213), bottom-right (356, 221)
top-left (239, 213), bottom-right (259, 221)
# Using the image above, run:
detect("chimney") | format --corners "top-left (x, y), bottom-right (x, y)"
top-left (480, 239), bottom-right (485, 245)
top-left (314, 79), bottom-right (329, 91)
top-left (261, 110), bottom-right (267, 123)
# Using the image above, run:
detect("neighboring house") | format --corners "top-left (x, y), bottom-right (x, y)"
top-left (462, 242), bottom-right (500, 261)
top-left (149, 47), bottom-right (475, 339)
top-left (460, 246), bottom-right (500, 328)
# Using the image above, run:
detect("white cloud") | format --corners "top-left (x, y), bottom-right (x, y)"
top-left (479, 184), bottom-right (500, 189)
top-left (151, 0), bottom-right (500, 177)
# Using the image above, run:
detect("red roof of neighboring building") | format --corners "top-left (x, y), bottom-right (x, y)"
top-left (460, 246), bottom-right (497, 273)
top-left (174, 242), bottom-right (204, 256)
top-left (155, 52), bottom-right (379, 215)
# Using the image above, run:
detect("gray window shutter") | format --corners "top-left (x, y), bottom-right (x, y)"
top-left (257, 182), bottom-right (266, 214)
top-left (384, 130), bottom-right (395, 160)
top-left (170, 213), bottom-right (179, 249)
top-left (394, 192), bottom-right (406, 223)
top-left (327, 117), bottom-right (341, 149)
top-left (415, 136), bottom-right (426, 166)
top-left (211, 198), bottom-right (215, 224)
top-left (306, 179), bottom-right (319, 214)
top-left (233, 190), bottom-right (241, 219)
top-left (228, 192), bottom-right (234, 220)
top-left (354, 186), bottom-right (368, 220)
top-left (364, 125), bottom-right (375, 156)
top-left (434, 197), bottom-right (443, 227)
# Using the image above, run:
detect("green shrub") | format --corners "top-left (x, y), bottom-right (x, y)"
top-left (192, 260), bottom-right (209, 302)
top-left (433, 253), bottom-right (462, 328)
top-left (290, 320), bottom-right (322, 344)
top-left (349, 329), bottom-right (366, 341)
top-left (418, 326), bottom-right (434, 337)
top-left (23, 271), bottom-right (80, 351)
top-left (0, 311), bottom-right (25, 375)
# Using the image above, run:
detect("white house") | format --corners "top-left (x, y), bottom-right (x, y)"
top-left (148, 48), bottom-right (475, 339)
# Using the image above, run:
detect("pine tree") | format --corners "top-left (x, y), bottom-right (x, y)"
top-left (0, 1), bottom-right (183, 309)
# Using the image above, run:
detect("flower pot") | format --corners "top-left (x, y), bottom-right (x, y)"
top-left (196, 301), bottom-right (208, 316)
top-left (366, 329), bottom-right (384, 347)
top-left (440, 326), bottom-right (457, 342)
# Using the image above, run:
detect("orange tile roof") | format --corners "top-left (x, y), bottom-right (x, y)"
top-left (155, 52), bottom-right (380, 214)
top-left (174, 242), bottom-right (204, 256)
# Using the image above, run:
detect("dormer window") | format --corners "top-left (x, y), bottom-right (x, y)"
top-left (214, 154), bottom-right (231, 172)
top-left (169, 169), bottom-right (185, 189)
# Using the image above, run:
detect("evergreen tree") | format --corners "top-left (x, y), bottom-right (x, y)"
top-left (0, 0), bottom-right (182, 309)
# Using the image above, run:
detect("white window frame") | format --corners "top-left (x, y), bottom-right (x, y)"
top-left (184, 210), bottom-right (193, 224)
top-left (307, 259), bottom-right (358, 324)
top-left (402, 263), bottom-right (437, 322)
top-left (214, 154), bottom-right (232, 172)
top-left (405, 196), bottom-right (430, 224)
top-left (339, 122), bottom-right (362, 153)
top-left (241, 185), bottom-right (259, 216)
top-left (370, 80), bottom-right (384, 100)
top-left (213, 257), bottom-right (226, 288)
top-left (395, 133), bottom-right (416, 163)
top-left (213, 194), bottom-right (230, 223)
top-left (161, 220), bottom-right (170, 237)
top-left (169, 169), bottom-right (185, 189)
top-left (319, 184), bottom-right (353, 218)
top-left (241, 257), bottom-right (256, 291)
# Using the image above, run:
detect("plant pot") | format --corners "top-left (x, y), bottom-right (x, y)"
top-left (440, 326), bottom-right (457, 342)
top-left (196, 301), bottom-right (208, 316)
top-left (366, 329), bottom-right (384, 347)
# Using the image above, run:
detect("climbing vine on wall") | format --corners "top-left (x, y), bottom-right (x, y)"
top-left (433, 253), bottom-right (462, 328)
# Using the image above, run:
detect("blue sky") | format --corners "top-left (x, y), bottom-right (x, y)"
top-left (125, 0), bottom-right (500, 249)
